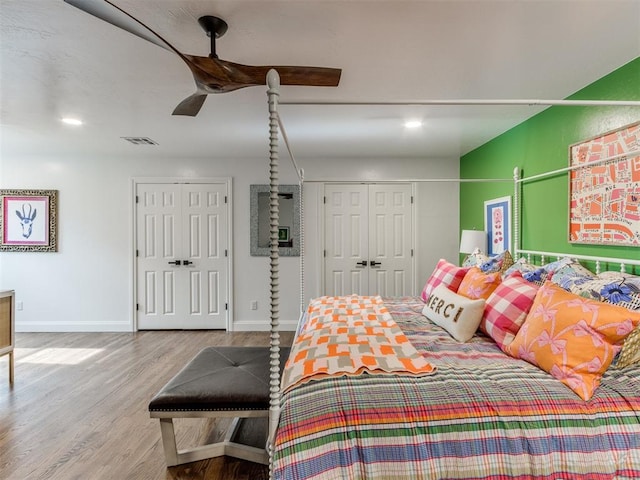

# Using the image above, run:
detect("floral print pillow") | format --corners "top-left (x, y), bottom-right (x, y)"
top-left (569, 272), bottom-right (640, 311)
top-left (550, 262), bottom-right (596, 292)
top-left (478, 250), bottom-right (514, 274)
top-left (570, 272), bottom-right (640, 369)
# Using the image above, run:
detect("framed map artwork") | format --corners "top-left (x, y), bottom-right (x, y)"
top-left (569, 121), bottom-right (640, 246)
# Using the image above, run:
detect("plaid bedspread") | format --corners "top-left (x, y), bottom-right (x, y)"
top-left (273, 297), bottom-right (640, 480)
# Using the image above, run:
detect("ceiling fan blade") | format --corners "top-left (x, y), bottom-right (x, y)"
top-left (172, 93), bottom-right (208, 117)
top-left (224, 63), bottom-right (342, 87)
top-left (184, 57), bottom-right (341, 91)
top-left (267, 65), bottom-right (342, 87)
top-left (64, 0), bottom-right (178, 54)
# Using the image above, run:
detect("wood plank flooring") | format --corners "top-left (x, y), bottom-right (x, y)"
top-left (0, 330), bottom-right (294, 480)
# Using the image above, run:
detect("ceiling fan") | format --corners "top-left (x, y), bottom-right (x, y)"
top-left (63, 0), bottom-right (342, 117)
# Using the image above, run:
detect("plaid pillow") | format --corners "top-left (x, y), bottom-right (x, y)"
top-left (480, 271), bottom-right (540, 351)
top-left (421, 259), bottom-right (470, 302)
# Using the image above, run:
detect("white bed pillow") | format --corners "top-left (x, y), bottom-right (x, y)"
top-left (422, 283), bottom-right (486, 342)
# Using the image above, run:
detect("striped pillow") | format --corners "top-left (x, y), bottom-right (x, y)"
top-left (480, 272), bottom-right (540, 351)
top-left (421, 259), bottom-right (470, 302)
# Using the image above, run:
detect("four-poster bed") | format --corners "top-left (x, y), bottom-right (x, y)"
top-left (265, 70), bottom-right (640, 478)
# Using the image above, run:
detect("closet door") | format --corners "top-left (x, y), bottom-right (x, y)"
top-left (136, 182), bottom-right (229, 330)
top-left (368, 184), bottom-right (413, 296)
top-left (323, 183), bottom-right (413, 296)
top-left (324, 184), bottom-right (369, 295)
top-left (181, 184), bottom-right (228, 329)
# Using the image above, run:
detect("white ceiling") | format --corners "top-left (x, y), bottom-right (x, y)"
top-left (1, 0), bottom-right (639, 162)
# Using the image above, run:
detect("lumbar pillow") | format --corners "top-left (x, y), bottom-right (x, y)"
top-left (422, 283), bottom-right (485, 342)
top-left (420, 259), bottom-right (470, 302)
top-left (480, 271), bottom-right (540, 351)
top-left (506, 282), bottom-right (640, 400)
top-left (457, 267), bottom-right (502, 300)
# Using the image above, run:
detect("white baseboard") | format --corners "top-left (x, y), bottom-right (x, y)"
top-left (16, 320), bottom-right (299, 333)
top-left (231, 319), bottom-right (298, 332)
top-left (16, 321), bottom-right (134, 332)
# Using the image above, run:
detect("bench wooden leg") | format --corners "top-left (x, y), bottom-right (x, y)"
top-left (158, 418), bottom-right (180, 466)
top-left (157, 417), bottom-right (268, 467)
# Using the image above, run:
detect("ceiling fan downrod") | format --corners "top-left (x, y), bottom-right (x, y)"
top-left (198, 15), bottom-right (228, 59)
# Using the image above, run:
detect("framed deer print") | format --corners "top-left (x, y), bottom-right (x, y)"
top-left (0, 189), bottom-right (58, 252)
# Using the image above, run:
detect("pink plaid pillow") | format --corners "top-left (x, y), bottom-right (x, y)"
top-left (421, 259), bottom-right (469, 302)
top-left (480, 272), bottom-right (539, 351)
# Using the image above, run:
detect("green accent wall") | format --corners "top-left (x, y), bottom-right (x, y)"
top-left (460, 57), bottom-right (640, 265)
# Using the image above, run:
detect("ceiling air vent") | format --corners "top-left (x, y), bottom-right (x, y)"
top-left (121, 137), bottom-right (158, 146)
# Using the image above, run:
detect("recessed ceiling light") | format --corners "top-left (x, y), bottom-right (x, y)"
top-left (404, 120), bottom-right (423, 129)
top-left (61, 117), bottom-right (83, 126)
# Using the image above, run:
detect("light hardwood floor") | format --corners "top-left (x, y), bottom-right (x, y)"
top-left (0, 330), bottom-right (294, 480)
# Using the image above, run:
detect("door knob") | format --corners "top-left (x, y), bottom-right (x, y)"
top-left (183, 260), bottom-right (193, 266)
top-left (370, 260), bottom-right (381, 267)
top-left (355, 261), bottom-right (367, 267)
top-left (168, 260), bottom-right (182, 266)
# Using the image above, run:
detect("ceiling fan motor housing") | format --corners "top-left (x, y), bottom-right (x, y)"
top-left (198, 15), bottom-right (228, 59)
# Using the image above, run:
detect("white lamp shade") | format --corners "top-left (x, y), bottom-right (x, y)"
top-left (459, 230), bottom-right (487, 254)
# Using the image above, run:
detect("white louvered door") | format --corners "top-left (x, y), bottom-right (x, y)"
top-left (136, 182), bottom-right (229, 330)
top-left (324, 183), bottom-right (413, 297)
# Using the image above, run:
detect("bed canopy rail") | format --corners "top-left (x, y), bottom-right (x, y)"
top-left (280, 99), bottom-right (640, 107)
top-left (302, 177), bottom-right (513, 183)
top-left (515, 150), bottom-right (640, 184)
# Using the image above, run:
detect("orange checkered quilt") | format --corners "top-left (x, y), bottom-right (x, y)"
top-left (281, 295), bottom-right (436, 392)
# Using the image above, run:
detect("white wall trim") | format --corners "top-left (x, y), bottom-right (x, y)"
top-left (16, 321), bottom-right (132, 333)
top-left (232, 319), bottom-right (298, 332)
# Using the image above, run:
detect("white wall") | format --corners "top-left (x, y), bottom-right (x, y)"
top-left (0, 153), bottom-right (459, 332)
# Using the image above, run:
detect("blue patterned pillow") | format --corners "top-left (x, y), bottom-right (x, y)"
top-left (462, 250), bottom-right (489, 268)
top-left (570, 272), bottom-right (640, 311)
top-left (478, 250), bottom-right (514, 274)
top-left (550, 261), bottom-right (596, 291)
top-left (503, 256), bottom-right (577, 286)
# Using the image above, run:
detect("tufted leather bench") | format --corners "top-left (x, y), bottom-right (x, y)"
top-left (149, 346), bottom-right (290, 466)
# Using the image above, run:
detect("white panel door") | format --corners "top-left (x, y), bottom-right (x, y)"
top-left (136, 182), bottom-right (228, 330)
top-left (368, 184), bottom-right (413, 296)
top-left (324, 184), bottom-right (369, 296)
top-left (324, 184), bottom-right (413, 296)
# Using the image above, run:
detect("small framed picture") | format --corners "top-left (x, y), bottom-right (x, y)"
top-left (484, 196), bottom-right (511, 255)
top-left (0, 189), bottom-right (58, 252)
